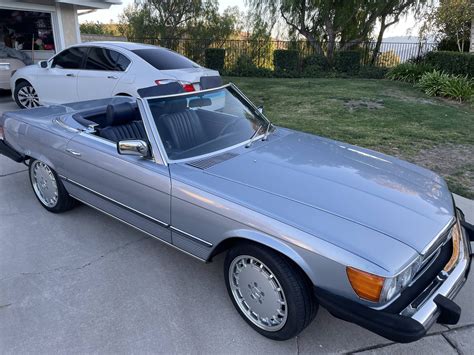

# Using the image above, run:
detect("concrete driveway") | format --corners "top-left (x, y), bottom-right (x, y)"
top-left (0, 95), bottom-right (473, 354)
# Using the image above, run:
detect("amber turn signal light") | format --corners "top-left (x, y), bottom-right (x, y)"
top-left (346, 267), bottom-right (385, 302)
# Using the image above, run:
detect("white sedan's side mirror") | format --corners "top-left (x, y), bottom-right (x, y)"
top-left (39, 61), bottom-right (48, 69)
top-left (117, 140), bottom-right (150, 158)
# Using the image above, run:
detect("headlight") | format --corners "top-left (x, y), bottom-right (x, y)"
top-left (0, 63), bottom-right (11, 71)
top-left (347, 255), bottom-right (422, 303)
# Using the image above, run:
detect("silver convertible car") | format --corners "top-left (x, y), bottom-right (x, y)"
top-left (0, 83), bottom-right (472, 342)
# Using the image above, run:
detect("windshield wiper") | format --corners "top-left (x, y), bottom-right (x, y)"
top-left (262, 122), bottom-right (273, 141)
top-left (245, 124), bottom-right (264, 148)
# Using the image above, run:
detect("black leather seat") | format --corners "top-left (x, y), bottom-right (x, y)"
top-left (160, 99), bottom-right (207, 151)
top-left (99, 102), bottom-right (147, 142)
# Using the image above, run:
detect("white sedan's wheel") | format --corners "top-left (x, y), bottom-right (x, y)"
top-left (14, 82), bottom-right (40, 109)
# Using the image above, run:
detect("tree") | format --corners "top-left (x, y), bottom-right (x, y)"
top-left (419, 0), bottom-right (472, 52)
top-left (119, 0), bottom-right (201, 41)
top-left (370, 1), bottom-right (426, 64)
top-left (80, 21), bottom-right (117, 36)
top-left (435, 0), bottom-right (472, 52)
top-left (249, 0), bottom-right (422, 63)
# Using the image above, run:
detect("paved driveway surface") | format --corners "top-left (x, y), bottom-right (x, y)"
top-left (0, 95), bottom-right (473, 354)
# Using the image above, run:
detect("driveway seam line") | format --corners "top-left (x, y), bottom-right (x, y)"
top-left (441, 332), bottom-right (461, 354)
top-left (0, 169), bottom-right (28, 177)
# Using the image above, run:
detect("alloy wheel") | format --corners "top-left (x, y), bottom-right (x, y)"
top-left (17, 85), bottom-right (40, 108)
top-left (229, 255), bottom-right (288, 331)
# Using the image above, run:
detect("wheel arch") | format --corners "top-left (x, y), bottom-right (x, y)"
top-left (14, 77), bottom-right (32, 88)
top-left (208, 231), bottom-right (317, 286)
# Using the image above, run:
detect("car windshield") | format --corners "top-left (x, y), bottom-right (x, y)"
top-left (146, 86), bottom-right (268, 161)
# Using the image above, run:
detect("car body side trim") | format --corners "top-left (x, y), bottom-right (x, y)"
top-left (61, 175), bottom-right (214, 248)
top-left (60, 175), bottom-right (169, 228)
top-left (170, 226), bottom-right (213, 247)
top-left (70, 195), bottom-right (207, 263)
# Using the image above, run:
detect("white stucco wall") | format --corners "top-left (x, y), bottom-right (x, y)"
top-left (57, 3), bottom-right (80, 48)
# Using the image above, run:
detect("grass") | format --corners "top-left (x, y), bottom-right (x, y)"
top-left (225, 77), bottom-right (474, 198)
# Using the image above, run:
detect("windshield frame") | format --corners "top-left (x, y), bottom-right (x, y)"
top-left (141, 83), bottom-right (272, 164)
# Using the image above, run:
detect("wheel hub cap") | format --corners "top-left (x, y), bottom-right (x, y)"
top-left (30, 161), bottom-right (58, 208)
top-left (229, 255), bottom-right (288, 331)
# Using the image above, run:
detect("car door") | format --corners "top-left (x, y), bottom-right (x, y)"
top-left (34, 47), bottom-right (87, 104)
top-left (61, 110), bottom-right (171, 243)
top-left (76, 47), bottom-right (130, 101)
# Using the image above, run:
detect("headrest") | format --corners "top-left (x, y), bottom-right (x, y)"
top-left (163, 99), bottom-right (187, 113)
top-left (200, 76), bottom-right (223, 90)
top-left (137, 82), bottom-right (185, 98)
top-left (105, 102), bottom-right (137, 126)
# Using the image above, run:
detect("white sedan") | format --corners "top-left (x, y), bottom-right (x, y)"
top-left (10, 41), bottom-right (220, 109)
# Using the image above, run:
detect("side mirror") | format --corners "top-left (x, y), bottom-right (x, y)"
top-left (39, 60), bottom-right (48, 68)
top-left (117, 140), bottom-right (150, 157)
top-left (257, 105), bottom-right (264, 114)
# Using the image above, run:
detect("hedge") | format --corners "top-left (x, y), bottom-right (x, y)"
top-left (273, 49), bottom-right (299, 73)
top-left (334, 51), bottom-right (361, 74)
top-left (205, 48), bottom-right (225, 72)
top-left (302, 54), bottom-right (330, 71)
top-left (424, 51), bottom-right (474, 77)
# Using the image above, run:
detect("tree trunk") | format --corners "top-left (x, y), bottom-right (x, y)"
top-left (470, 16), bottom-right (474, 53)
top-left (371, 16), bottom-right (387, 65)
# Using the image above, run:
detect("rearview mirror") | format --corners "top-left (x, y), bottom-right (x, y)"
top-left (117, 140), bottom-right (150, 157)
top-left (257, 105), bottom-right (264, 114)
top-left (39, 60), bottom-right (48, 68)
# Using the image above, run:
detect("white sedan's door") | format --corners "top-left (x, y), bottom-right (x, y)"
top-left (34, 47), bottom-right (88, 104)
top-left (76, 47), bottom-right (130, 101)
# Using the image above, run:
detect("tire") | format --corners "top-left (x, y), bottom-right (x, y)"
top-left (224, 243), bottom-right (318, 340)
top-left (29, 159), bottom-right (75, 213)
top-left (14, 81), bottom-right (40, 109)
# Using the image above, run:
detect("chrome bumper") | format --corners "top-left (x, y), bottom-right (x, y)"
top-left (408, 219), bottom-right (471, 329)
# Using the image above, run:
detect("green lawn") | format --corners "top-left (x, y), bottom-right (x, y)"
top-left (224, 77), bottom-right (474, 198)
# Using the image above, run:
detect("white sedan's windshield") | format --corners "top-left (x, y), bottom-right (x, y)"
top-left (147, 86), bottom-right (267, 160)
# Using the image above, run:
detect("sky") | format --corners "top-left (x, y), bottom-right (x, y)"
top-left (79, 0), bottom-right (422, 40)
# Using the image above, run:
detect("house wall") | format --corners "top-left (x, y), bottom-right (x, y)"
top-left (57, 3), bottom-right (80, 48)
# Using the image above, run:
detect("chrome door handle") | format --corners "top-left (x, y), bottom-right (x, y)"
top-left (66, 73), bottom-right (75, 77)
top-left (66, 148), bottom-right (81, 156)
top-left (107, 75), bottom-right (118, 79)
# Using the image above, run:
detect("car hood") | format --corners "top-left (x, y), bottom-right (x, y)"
top-left (197, 129), bottom-right (454, 254)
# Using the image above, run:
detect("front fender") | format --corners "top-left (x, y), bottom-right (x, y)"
top-left (219, 228), bottom-right (318, 284)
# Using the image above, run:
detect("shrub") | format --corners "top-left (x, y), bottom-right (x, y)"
top-left (440, 75), bottom-right (473, 102)
top-left (358, 65), bottom-right (389, 79)
top-left (417, 71), bottom-right (473, 102)
top-left (424, 51), bottom-right (474, 77)
top-left (302, 54), bottom-right (330, 71)
top-left (273, 49), bottom-right (299, 73)
top-left (204, 48), bottom-right (225, 72)
top-left (386, 63), bottom-right (434, 83)
top-left (417, 70), bottom-right (450, 96)
top-left (334, 51), bottom-right (361, 74)
top-left (226, 54), bottom-right (273, 77)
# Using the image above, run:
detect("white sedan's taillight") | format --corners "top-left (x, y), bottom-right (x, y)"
top-left (155, 79), bottom-right (196, 92)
